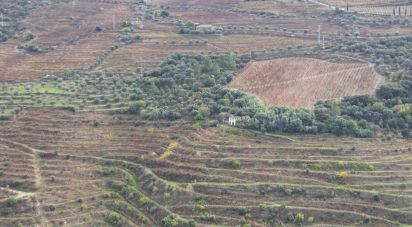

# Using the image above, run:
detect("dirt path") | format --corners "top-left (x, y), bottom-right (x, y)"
top-left (0, 138), bottom-right (49, 227)
top-left (32, 153), bottom-right (49, 227)
top-left (0, 187), bottom-right (35, 200)
top-left (307, 0), bottom-right (341, 9)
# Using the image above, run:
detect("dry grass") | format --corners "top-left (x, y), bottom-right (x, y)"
top-left (0, 108), bottom-right (411, 226)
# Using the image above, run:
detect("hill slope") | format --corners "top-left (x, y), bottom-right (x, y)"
top-left (228, 57), bottom-right (384, 109)
top-left (0, 109), bottom-right (410, 226)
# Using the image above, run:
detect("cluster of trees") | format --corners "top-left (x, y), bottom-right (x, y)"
top-left (0, 0), bottom-right (69, 43)
top-left (125, 53), bottom-right (246, 121)
top-left (313, 81), bottom-right (412, 138)
top-left (178, 21), bottom-right (219, 35)
top-left (178, 21), bottom-right (199, 34)
top-left (17, 44), bottom-right (54, 53)
top-left (122, 54), bottom-right (324, 135)
top-left (239, 107), bottom-right (317, 134)
top-left (320, 37), bottom-right (412, 138)
top-left (114, 32), bottom-right (142, 44)
top-left (112, 20), bottom-right (143, 44)
top-left (0, 0), bottom-right (32, 42)
top-left (335, 37), bottom-right (412, 70)
top-left (127, 50), bottom-right (411, 138)
top-left (324, 9), bottom-right (411, 34)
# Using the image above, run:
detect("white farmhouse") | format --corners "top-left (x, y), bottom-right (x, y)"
top-left (196, 25), bottom-right (222, 33)
top-left (228, 115), bottom-right (251, 126)
top-left (197, 25), bottom-right (214, 33)
top-left (217, 113), bottom-right (251, 126)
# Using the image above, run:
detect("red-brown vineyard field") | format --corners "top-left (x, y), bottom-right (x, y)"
top-left (0, 1), bottom-right (133, 82)
top-left (23, 1), bottom-right (132, 45)
top-left (0, 33), bottom-right (117, 82)
top-left (228, 57), bottom-right (385, 109)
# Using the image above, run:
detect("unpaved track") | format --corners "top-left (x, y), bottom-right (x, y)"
top-left (0, 138), bottom-right (50, 227)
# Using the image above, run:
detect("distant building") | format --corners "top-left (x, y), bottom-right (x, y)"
top-left (197, 25), bottom-right (214, 32)
top-left (228, 115), bottom-right (237, 126)
top-left (218, 113), bottom-right (250, 126)
top-left (196, 25), bottom-right (223, 33)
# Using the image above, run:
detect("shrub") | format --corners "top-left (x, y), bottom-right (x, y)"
top-left (5, 197), bottom-right (17, 207)
top-left (25, 31), bottom-right (36, 41)
top-left (185, 220), bottom-right (196, 227)
top-left (196, 199), bottom-right (207, 212)
top-left (308, 216), bottom-right (315, 223)
top-left (259, 203), bottom-right (267, 210)
top-left (103, 192), bottom-right (116, 199)
top-left (200, 214), bottom-right (216, 222)
top-left (128, 100), bottom-right (146, 114)
top-left (162, 214), bottom-right (178, 227)
top-left (139, 196), bottom-right (150, 206)
top-left (186, 184), bottom-right (194, 191)
top-left (105, 212), bottom-right (121, 226)
top-left (80, 203), bottom-right (88, 210)
top-left (226, 159), bottom-right (241, 169)
top-left (337, 171), bottom-right (349, 179)
top-left (48, 205), bottom-right (56, 211)
top-left (295, 212), bottom-right (305, 223)
top-left (356, 162), bottom-right (374, 171)
top-left (126, 205), bottom-right (134, 214)
top-left (163, 192), bottom-right (170, 200)
top-left (122, 21), bottom-right (132, 27)
top-left (281, 186), bottom-right (292, 195)
top-left (287, 212), bottom-right (295, 222)
top-left (160, 11), bottom-right (170, 17)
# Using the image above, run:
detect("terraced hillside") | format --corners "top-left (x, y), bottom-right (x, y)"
top-left (98, 31), bottom-right (315, 70)
top-left (228, 57), bottom-right (384, 109)
top-left (239, 0), bottom-right (328, 16)
top-left (0, 108), bottom-right (411, 226)
top-left (324, 0), bottom-right (411, 8)
top-left (0, 0), bottom-right (134, 82)
top-left (1, 0), bottom-right (412, 226)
